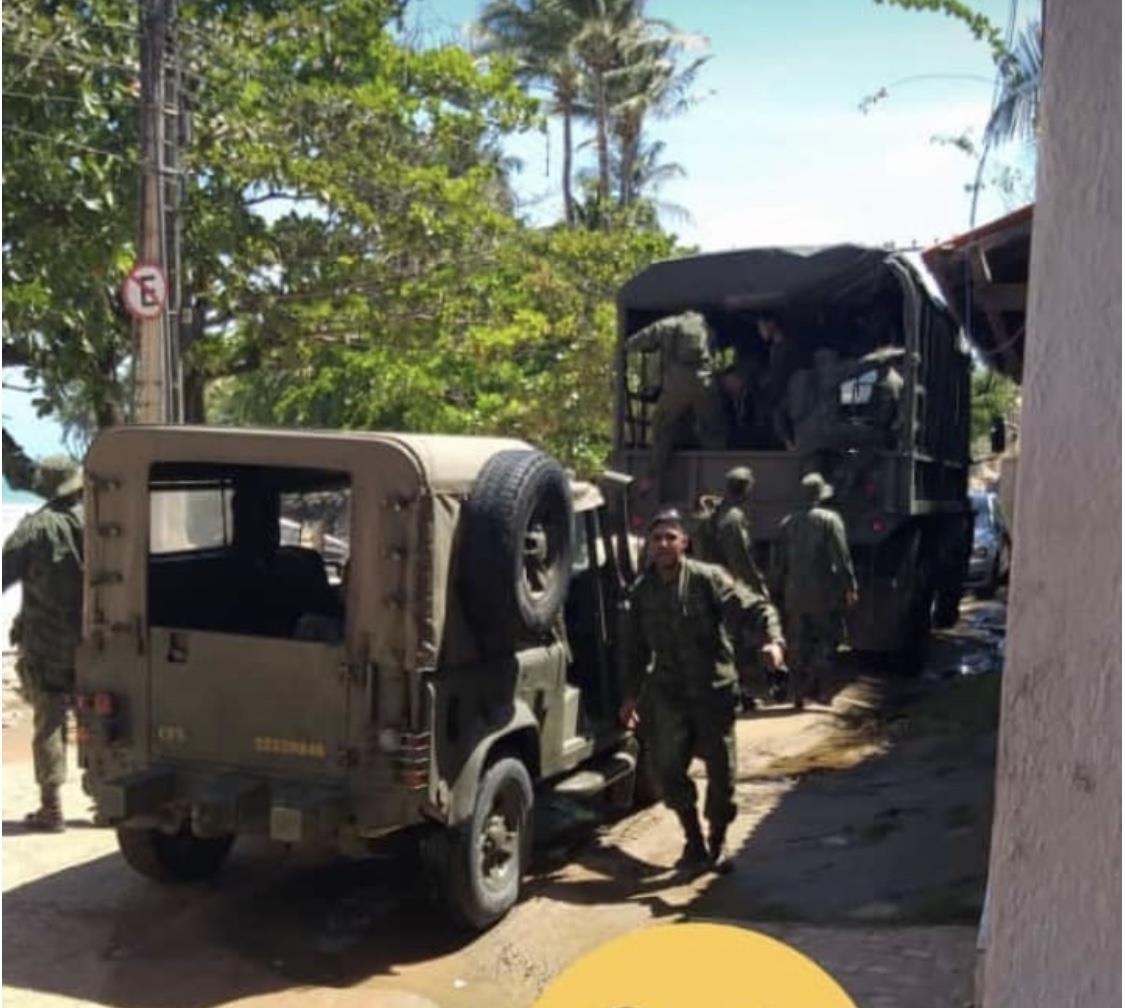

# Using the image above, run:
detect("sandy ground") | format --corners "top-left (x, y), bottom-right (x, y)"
top-left (2, 602), bottom-right (1004, 1008)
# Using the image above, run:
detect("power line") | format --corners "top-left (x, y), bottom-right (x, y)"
top-left (2, 89), bottom-right (138, 108)
top-left (1, 123), bottom-right (130, 161)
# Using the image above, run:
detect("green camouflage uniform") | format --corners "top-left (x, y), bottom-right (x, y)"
top-left (626, 311), bottom-right (728, 500)
top-left (626, 558), bottom-right (782, 830)
top-left (777, 502), bottom-right (856, 702)
top-left (3, 430), bottom-right (40, 495)
top-left (710, 498), bottom-right (775, 700)
top-left (3, 495), bottom-right (84, 792)
top-left (711, 500), bottom-right (769, 598)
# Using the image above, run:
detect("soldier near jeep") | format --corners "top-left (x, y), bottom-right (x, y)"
top-left (2, 451), bottom-right (84, 832)
top-left (619, 508), bottom-right (785, 872)
top-left (777, 473), bottom-right (858, 709)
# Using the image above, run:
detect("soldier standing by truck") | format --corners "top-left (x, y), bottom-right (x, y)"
top-left (2, 455), bottom-right (84, 832)
top-left (620, 508), bottom-right (785, 872)
top-left (707, 466), bottom-right (786, 707)
top-left (777, 473), bottom-right (858, 709)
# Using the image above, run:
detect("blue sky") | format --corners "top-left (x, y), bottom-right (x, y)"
top-left (2, 0), bottom-right (1035, 497)
top-left (409, 0), bottom-right (1033, 246)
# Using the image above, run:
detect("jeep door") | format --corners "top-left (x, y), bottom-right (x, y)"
top-left (146, 462), bottom-right (353, 778)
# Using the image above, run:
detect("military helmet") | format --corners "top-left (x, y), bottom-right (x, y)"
top-left (35, 455), bottom-right (83, 500)
top-left (648, 506), bottom-right (686, 531)
top-left (725, 465), bottom-right (754, 491)
top-left (800, 472), bottom-right (833, 503)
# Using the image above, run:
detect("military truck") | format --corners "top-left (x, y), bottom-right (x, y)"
top-left (76, 427), bottom-right (641, 929)
top-left (615, 244), bottom-right (973, 657)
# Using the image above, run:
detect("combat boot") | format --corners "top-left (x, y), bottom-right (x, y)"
top-left (24, 786), bottom-right (64, 833)
top-left (769, 669), bottom-right (789, 704)
top-left (707, 820), bottom-right (735, 874)
top-left (673, 808), bottom-right (708, 873)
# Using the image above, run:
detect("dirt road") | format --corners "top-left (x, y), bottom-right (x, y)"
top-left (3, 611), bottom-right (1003, 1008)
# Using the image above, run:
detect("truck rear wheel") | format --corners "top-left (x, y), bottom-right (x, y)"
top-left (116, 823), bottom-right (234, 883)
top-left (461, 450), bottom-right (573, 652)
top-left (444, 756), bottom-right (533, 931)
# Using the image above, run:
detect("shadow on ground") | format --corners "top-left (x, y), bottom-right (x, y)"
top-left (3, 600), bottom-right (1003, 1008)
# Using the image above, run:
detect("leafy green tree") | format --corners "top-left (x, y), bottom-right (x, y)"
top-left (4, 0), bottom-right (538, 438)
top-left (3, 0), bottom-right (140, 438)
top-left (211, 222), bottom-right (677, 474)
top-left (971, 366), bottom-right (1019, 447)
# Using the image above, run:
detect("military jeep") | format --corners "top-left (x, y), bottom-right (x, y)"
top-left (77, 426), bottom-right (640, 929)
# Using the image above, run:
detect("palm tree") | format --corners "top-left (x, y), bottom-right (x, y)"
top-left (984, 20), bottom-right (1042, 148)
top-left (569, 0), bottom-right (646, 209)
top-left (475, 0), bottom-right (585, 224)
top-left (605, 25), bottom-right (709, 207)
top-left (617, 136), bottom-right (689, 221)
top-left (970, 20), bottom-right (1041, 225)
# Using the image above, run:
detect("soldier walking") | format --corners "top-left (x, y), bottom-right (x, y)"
top-left (777, 473), bottom-right (858, 709)
top-left (620, 508), bottom-right (785, 872)
top-left (706, 466), bottom-right (787, 706)
top-left (625, 311), bottom-right (728, 501)
top-left (3, 455), bottom-right (84, 832)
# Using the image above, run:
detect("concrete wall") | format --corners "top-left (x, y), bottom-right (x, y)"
top-left (980, 2), bottom-right (1121, 1005)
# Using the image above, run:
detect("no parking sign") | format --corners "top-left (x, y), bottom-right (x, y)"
top-left (121, 262), bottom-right (168, 320)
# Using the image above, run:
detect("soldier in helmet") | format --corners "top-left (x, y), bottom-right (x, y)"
top-left (709, 466), bottom-right (769, 598)
top-left (777, 473), bottom-right (858, 709)
top-left (706, 466), bottom-right (785, 707)
top-left (620, 508), bottom-right (785, 872)
top-left (2, 452), bottom-right (84, 831)
top-left (625, 311), bottom-right (728, 501)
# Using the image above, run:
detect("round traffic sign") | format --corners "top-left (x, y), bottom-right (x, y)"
top-left (122, 263), bottom-right (168, 320)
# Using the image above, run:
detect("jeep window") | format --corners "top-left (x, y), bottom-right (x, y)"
top-left (150, 483), bottom-right (233, 553)
top-left (147, 463), bottom-right (350, 640)
top-left (570, 513), bottom-right (591, 574)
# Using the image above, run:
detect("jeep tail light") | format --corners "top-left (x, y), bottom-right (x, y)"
top-left (394, 730), bottom-right (430, 789)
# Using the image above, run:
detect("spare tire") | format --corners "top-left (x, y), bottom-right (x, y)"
top-left (461, 450), bottom-right (573, 652)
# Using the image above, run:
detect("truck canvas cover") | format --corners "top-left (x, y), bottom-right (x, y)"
top-left (617, 244), bottom-right (896, 327)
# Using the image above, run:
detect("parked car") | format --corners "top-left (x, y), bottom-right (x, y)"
top-left (966, 490), bottom-right (1011, 598)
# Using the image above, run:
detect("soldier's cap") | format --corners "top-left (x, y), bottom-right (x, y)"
top-left (35, 456), bottom-right (83, 500)
top-left (648, 507), bottom-right (687, 532)
top-left (801, 472), bottom-right (834, 503)
top-left (725, 465), bottom-right (754, 489)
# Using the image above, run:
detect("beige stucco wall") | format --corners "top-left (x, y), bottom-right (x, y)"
top-left (980, 1), bottom-right (1121, 1005)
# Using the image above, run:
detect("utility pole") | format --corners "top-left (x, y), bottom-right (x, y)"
top-left (132, 0), bottom-right (183, 424)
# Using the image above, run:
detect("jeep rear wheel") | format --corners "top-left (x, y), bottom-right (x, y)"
top-left (117, 823), bottom-right (234, 882)
top-left (445, 756), bottom-right (533, 931)
top-left (461, 450), bottom-right (573, 653)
